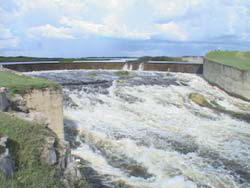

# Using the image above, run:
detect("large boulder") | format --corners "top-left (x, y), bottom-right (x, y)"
top-left (0, 133), bottom-right (15, 177)
top-left (0, 88), bottom-right (9, 112)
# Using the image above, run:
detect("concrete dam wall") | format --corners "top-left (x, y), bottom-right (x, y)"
top-left (23, 88), bottom-right (64, 139)
top-left (203, 58), bottom-right (250, 101)
top-left (3, 61), bottom-right (203, 74)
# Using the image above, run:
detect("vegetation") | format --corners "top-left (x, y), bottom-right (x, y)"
top-left (0, 56), bottom-right (74, 63)
top-left (87, 72), bottom-right (97, 76)
top-left (206, 51), bottom-right (250, 70)
top-left (0, 113), bottom-right (63, 188)
top-left (189, 92), bottom-right (250, 123)
top-left (138, 56), bottom-right (186, 62)
top-left (0, 56), bottom-right (131, 63)
top-left (0, 71), bottom-right (60, 94)
top-left (189, 93), bottom-right (212, 108)
top-left (114, 71), bottom-right (130, 76)
top-left (189, 92), bottom-right (225, 110)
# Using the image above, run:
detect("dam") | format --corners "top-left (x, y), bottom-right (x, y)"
top-left (26, 69), bottom-right (250, 188)
top-left (1, 60), bottom-right (203, 74)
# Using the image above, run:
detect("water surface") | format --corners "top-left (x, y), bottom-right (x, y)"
top-left (27, 70), bottom-right (250, 188)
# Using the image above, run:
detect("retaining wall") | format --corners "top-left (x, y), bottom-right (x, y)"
top-left (143, 63), bottom-right (203, 73)
top-left (203, 58), bottom-right (250, 101)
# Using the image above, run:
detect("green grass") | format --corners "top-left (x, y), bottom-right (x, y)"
top-left (0, 113), bottom-right (63, 188)
top-left (206, 51), bottom-right (250, 70)
top-left (0, 71), bottom-right (60, 94)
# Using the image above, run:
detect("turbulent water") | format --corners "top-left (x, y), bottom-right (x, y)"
top-left (27, 70), bottom-right (250, 188)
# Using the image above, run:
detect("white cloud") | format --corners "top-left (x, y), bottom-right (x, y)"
top-left (5, 0), bottom-right (250, 42)
top-left (1, 0), bottom-right (250, 55)
top-left (159, 22), bottom-right (188, 41)
top-left (0, 25), bottom-right (19, 49)
top-left (148, 0), bottom-right (202, 18)
top-left (28, 24), bottom-right (75, 39)
top-left (60, 17), bottom-right (152, 40)
top-left (14, 0), bottom-right (87, 17)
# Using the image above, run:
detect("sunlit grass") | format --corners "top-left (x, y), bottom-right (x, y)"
top-left (206, 51), bottom-right (250, 70)
top-left (0, 71), bottom-right (60, 94)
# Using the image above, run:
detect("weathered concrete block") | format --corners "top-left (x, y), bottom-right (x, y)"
top-left (24, 88), bottom-right (64, 139)
top-left (0, 88), bottom-right (9, 112)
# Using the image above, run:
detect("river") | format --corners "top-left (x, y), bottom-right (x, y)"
top-left (27, 70), bottom-right (250, 188)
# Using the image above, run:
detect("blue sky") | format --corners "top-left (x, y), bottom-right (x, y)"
top-left (1, 0), bottom-right (250, 57)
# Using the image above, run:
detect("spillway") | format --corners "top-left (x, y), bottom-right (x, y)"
top-left (27, 70), bottom-right (250, 188)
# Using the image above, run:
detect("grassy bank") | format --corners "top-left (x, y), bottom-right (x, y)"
top-left (0, 113), bottom-right (63, 188)
top-left (0, 71), bottom-right (60, 94)
top-left (206, 51), bottom-right (250, 70)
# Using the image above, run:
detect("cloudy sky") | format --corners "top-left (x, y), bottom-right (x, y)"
top-left (1, 0), bottom-right (250, 57)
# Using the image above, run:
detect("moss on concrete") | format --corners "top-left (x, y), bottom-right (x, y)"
top-left (0, 71), bottom-right (60, 95)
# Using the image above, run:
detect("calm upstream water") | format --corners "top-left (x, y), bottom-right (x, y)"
top-left (27, 70), bottom-right (250, 188)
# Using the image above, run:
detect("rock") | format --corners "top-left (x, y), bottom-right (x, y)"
top-left (9, 94), bottom-right (28, 113)
top-left (64, 121), bottom-right (81, 149)
top-left (189, 92), bottom-right (212, 107)
top-left (57, 140), bottom-right (72, 169)
top-left (40, 136), bottom-right (72, 168)
top-left (40, 137), bottom-right (57, 166)
top-left (0, 156), bottom-right (15, 177)
top-left (0, 88), bottom-right (9, 112)
top-left (63, 94), bottom-right (78, 108)
top-left (63, 160), bottom-right (90, 188)
top-left (0, 133), bottom-right (15, 177)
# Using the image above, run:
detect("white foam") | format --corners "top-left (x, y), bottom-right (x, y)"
top-left (36, 70), bottom-right (250, 188)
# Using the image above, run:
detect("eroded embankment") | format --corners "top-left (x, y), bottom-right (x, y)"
top-left (0, 69), bottom-right (64, 139)
top-left (0, 70), bottom-right (90, 188)
top-left (28, 70), bottom-right (250, 188)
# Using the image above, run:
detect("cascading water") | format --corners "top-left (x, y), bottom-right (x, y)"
top-left (27, 70), bottom-right (250, 188)
top-left (122, 64), bottom-right (129, 71)
top-left (122, 64), bottom-right (133, 71)
top-left (129, 64), bottom-right (133, 71)
top-left (138, 63), bottom-right (144, 71)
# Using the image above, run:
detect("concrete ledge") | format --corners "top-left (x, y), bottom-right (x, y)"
top-left (203, 58), bottom-right (250, 101)
top-left (3, 62), bottom-right (203, 74)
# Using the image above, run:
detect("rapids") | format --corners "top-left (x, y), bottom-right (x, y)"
top-left (27, 70), bottom-right (250, 188)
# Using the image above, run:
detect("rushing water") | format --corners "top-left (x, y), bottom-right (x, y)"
top-left (27, 70), bottom-right (250, 188)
